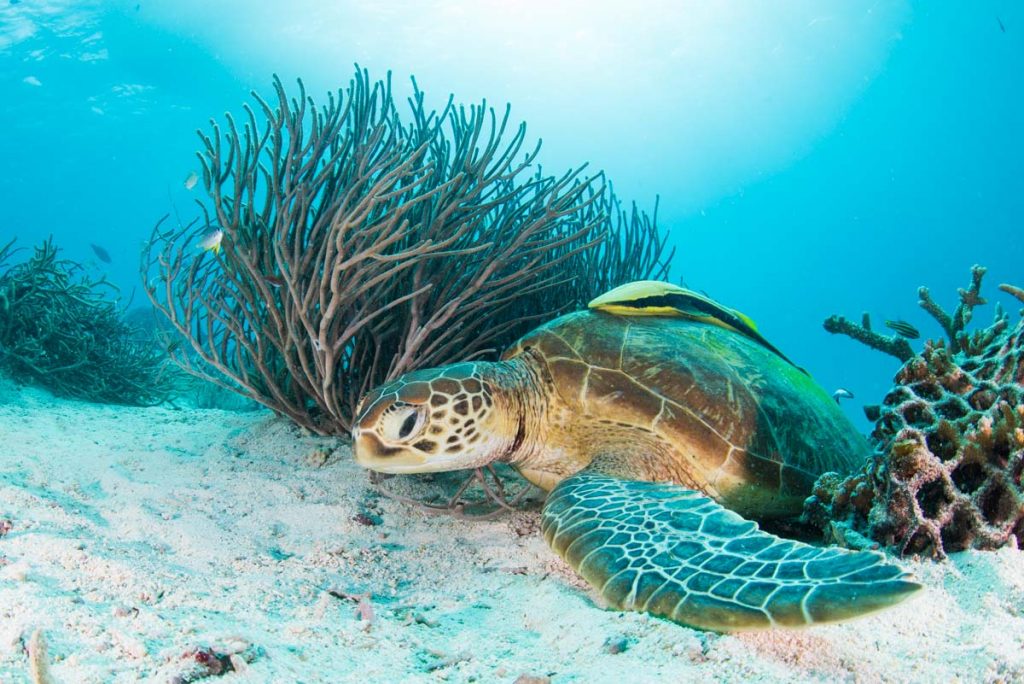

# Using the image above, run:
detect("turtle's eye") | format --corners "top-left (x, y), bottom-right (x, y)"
top-left (398, 412), bottom-right (417, 438)
top-left (380, 405), bottom-right (425, 442)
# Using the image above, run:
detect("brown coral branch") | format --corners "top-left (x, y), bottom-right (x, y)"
top-left (917, 286), bottom-right (955, 343)
top-left (823, 314), bottom-right (914, 362)
top-left (1000, 283), bottom-right (1024, 315)
top-left (954, 264), bottom-right (988, 330)
top-left (918, 265), bottom-right (989, 353)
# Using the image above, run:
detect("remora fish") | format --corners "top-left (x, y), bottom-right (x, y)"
top-left (885, 319), bottom-right (920, 339)
top-left (589, 280), bottom-right (805, 372)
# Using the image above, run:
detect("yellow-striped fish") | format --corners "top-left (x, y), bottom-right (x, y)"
top-left (588, 280), bottom-right (804, 372)
top-left (198, 229), bottom-right (223, 255)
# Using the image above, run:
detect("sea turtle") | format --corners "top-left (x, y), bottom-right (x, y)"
top-left (352, 281), bottom-right (921, 631)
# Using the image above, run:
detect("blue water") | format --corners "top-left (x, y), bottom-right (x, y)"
top-left (1, 1), bottom-right (1021, 429)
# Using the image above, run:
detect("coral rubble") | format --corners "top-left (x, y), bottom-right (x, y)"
top-left (807, 266), bottom-right (1024, 558)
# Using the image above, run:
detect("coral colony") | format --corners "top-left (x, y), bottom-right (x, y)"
top-left (142, 70), bottom-right (671, 436)
top-left (0, 238), bottom-right (171, 405)
top-left (808, 267), bottom-right (1024, 557)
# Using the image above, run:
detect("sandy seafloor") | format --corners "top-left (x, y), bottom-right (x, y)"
top-left (2, 379), bottom-right (1024, 684)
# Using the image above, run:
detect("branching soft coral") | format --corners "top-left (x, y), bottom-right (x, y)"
top-left (143, 69), bottom-right (672, 435)
top-left (0, 238), bottom-right (172, 405)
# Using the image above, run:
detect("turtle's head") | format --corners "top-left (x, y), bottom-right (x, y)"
top-left (352, 362), bottom-right (522, 474)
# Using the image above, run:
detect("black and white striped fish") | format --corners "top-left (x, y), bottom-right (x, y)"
top-left (884, 319), bottom-right (920, 339)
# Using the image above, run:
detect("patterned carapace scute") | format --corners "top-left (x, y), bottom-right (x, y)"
top-left (807, 276), bottom-right (1024, 558)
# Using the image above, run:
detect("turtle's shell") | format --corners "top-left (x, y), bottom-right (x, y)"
top-left (503, 309), bottom-right (869, 518)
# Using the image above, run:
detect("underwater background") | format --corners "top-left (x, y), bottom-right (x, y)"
top-left (3, 3), bottom-right (1024, 682)
top-left (1, 0), bottom-right (1022, 429)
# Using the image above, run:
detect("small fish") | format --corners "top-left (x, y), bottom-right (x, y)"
top-left (998, 16), bottom-right (1006, 33)
top-left (22, 76), bottom-right (41, 87)
top-left (265, 274), bottom-right (284, 287)
top-left (89, 243), bottom-right (111, 263)
top-left (184, 171), bottom-right (199, 190)
top-left (832, 388), bottom-right (855, 404)
top-left (198, 229), bottom-right (223, 254)
top-left (884, 319), bottom-right (920, 339)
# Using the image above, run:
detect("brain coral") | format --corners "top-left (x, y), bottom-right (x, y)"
top-left (807, 267), bottom-right (1024, 558)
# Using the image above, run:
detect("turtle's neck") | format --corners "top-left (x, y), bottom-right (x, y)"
top-left (480, 350), bottom-right (551, 470)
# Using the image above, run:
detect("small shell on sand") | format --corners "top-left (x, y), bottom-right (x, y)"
top-left (27, 630), bottom-right (55, 684)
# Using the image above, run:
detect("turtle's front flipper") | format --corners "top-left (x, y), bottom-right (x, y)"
top-left (541, 469), bottom-right (922, 632)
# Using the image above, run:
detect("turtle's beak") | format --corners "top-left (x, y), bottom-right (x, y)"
top-left (352, 429), bottom-right (430, 473)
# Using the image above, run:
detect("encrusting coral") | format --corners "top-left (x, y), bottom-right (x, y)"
top-left (807, 266), bottom-right (1024, 558)
top-left (143, 68), bottom-right (671, 436)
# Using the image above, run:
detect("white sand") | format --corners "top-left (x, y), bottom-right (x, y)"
top-left (2, 380), bottom-right (1023, 683)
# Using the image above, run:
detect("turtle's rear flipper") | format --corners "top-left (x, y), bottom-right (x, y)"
top-left (541, 470), bottom-right (922, 632)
